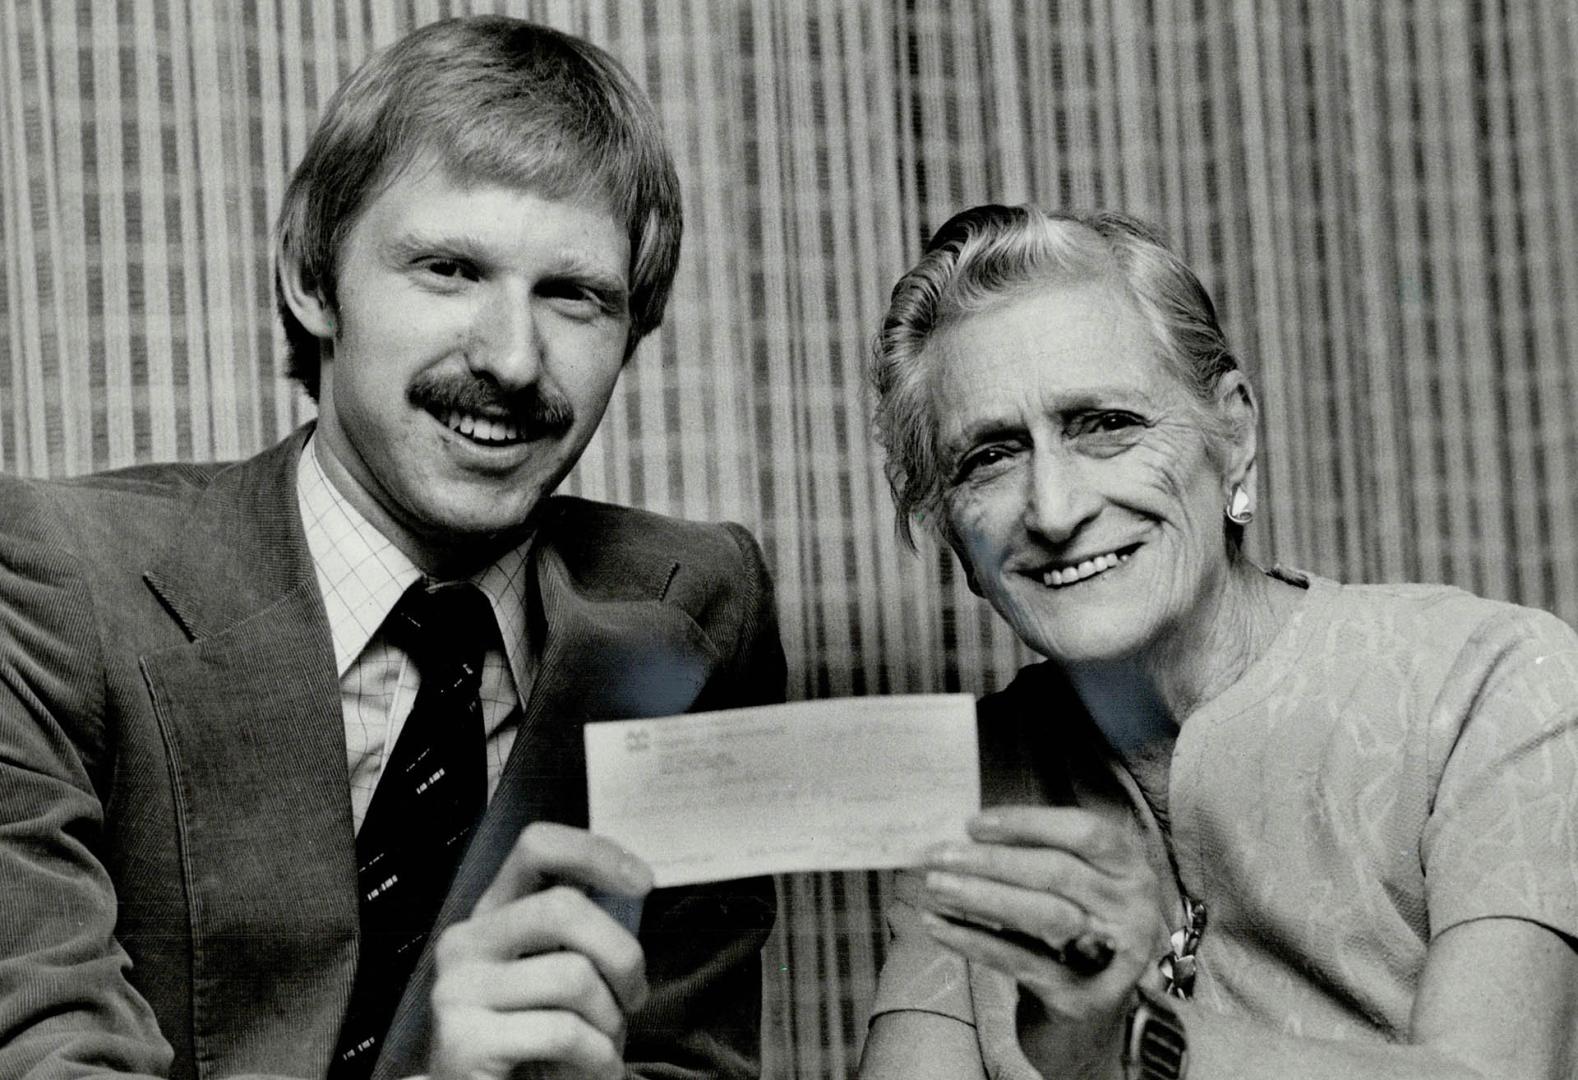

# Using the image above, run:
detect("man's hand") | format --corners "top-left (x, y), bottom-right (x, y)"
top-left (427, 822), bottom-right (654, 1080)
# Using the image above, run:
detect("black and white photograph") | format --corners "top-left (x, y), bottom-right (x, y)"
top-left (1, 2), bottom-right (1575, 1078)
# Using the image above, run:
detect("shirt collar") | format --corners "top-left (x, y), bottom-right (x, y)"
top-left (296, 434), bottom-right (534, 690)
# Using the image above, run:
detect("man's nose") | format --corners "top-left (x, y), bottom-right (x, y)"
top-left (1022, 445), bottom-right (1101, 543)
top-left (467, 280), bottom-right (541, 388)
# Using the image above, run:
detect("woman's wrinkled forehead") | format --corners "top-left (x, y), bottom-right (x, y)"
top-left (930, 281), bottom-right (1162, 383)
top-left (921, 281), bottom-right (1219, 455)
top-left (930, 276), bottom-right (1172, 381)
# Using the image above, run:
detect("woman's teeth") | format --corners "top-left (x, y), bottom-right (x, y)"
top-left (442, 410), bottom-right (522, 444)
top-left (1042, 550), bottom-right (1130, 588)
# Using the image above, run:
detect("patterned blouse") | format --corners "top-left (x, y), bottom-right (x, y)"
top-left (870, 569), bottom-right (1578, 1077)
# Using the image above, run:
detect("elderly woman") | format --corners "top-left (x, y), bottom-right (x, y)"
top-left (857, 206), bottom-right (1578, 1080)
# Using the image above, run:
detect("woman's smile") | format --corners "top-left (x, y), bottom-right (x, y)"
top-left (933, 281), bottom-right (1234, 666)
top-left (1036, 544), bottom-right (1139, 588)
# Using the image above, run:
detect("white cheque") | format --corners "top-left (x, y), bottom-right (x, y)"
top-left (584, 694), bottom-right (980, 887)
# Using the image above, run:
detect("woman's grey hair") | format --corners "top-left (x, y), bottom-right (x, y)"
top-left (870, 204), bottom-right (1244, 547)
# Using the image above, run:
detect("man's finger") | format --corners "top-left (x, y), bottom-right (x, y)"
top-left (434, 1006), bottom-right (624, 1080)
top-left (474, 821), bottom-right (653, 917)
top-left (441, 884), bottom-right (649, 1014)
top-left (433, 949), bottom-right (627, 1039)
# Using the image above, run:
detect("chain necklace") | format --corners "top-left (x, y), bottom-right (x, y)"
top-left (1159, 895), bottom-right (1207, 999)
top-left (1116, 752), bottom-right (1207, 1001)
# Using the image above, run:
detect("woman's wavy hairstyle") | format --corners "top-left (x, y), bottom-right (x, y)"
top-left (871, 205), bottom-right (1244, 547)
top-left (274, 16), bottom-right (682, 399)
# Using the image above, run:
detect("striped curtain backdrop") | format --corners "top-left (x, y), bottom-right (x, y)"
top-left (4, 1), bottom-right (1577, 1076)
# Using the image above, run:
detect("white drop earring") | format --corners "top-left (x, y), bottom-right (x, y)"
top-left (1225, 484), bottom-right (1253, 525)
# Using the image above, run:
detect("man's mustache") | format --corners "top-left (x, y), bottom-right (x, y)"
top-left (407, 372), bottom-right (575, 439)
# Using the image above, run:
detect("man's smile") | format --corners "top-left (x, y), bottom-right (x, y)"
top-left (435, 407), bottom-right (527, 446)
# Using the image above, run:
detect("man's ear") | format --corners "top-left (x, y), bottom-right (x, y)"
top-left (1215, 369), bottom-right (1259, 497)
top-left (276, 242), bottom-right (335, 341)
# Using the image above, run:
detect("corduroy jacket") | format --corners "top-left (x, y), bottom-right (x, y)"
top-left (0, 427), bottom-right (784, 1080)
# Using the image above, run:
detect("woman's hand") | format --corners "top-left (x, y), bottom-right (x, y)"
top-left (917, 805), bottom-right (1171, 1026)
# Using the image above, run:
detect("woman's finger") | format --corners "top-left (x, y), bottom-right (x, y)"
top-left (923, 841), bottom-right (1132, 907)
top-left (921, 869), bottom-right (1090, 952)
top-left (965, 806), bottom-right (1137, 869)
top-left (917, 910), bottom-right (1142, 1021)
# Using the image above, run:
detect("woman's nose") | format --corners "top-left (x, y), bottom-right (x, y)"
top-left (1023, 448), bottom-right (1101, 543)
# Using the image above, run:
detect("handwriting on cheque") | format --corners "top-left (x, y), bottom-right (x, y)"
top-left (585, 695), bottom-right (980, 887)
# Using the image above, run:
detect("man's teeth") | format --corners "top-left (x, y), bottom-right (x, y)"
top-left (442, 410), bottom-right (522, 444)
top-left (1042, 550), bottom-right (1131, 588)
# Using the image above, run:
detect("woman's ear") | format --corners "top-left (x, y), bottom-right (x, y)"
top-left (276, 242), bottom-right (335, 341)
top-left (1216, 369), bottom-right (1259, 498)
top-left (943, 524), bottom-right (985, 597)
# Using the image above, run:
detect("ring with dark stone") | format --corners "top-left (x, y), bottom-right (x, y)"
top-left (934, 912), bottom-right (1116, 976)
top-left (1054, 932), bottom-right (1117, 975)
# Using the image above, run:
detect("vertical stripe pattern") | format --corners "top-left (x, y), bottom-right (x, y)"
top-left (3, 2), bottom-right (1577, 1076)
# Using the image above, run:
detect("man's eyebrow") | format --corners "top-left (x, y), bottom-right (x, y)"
top-left (547, 254), bottom-right (629, 300)
top-left (385, 231), bottom-right (628, 295)
top-left (384, 228), bottom-right (478, 257)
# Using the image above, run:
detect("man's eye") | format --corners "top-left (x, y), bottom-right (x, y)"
top-left (540, 281), bottom-right (615, 316)
top-left (420, 258), bottom-right (475, 281)
top-left (542, 282), bottom-right (594, 303)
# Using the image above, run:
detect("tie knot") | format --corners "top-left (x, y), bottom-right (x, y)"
top-left (387, 581), bottom-right (497, 682)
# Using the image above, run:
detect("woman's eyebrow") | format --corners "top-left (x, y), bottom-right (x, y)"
top-left (1043, 385), bottom-right (1158, 412)
top-left (942, 385), bottom-right (1165, 458)
top-left (944, 418), bottom-right (1024, 459)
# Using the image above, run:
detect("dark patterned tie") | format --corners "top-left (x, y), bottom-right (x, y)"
top-left (329, 581), bottom-right (496, 1080)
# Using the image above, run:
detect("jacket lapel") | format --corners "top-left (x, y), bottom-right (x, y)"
top-left (140, 428), bottom-right (359, 1077)
top-left (372, 518), bottom-right (721, 1079)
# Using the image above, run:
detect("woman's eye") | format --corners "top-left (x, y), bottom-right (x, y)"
top-left (1087, 411), bottom-right (1139, 432)
top-left (956, 445), bottom-right (1015, 481)
top-left (1070, 411), bottom-right (1147, 455)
